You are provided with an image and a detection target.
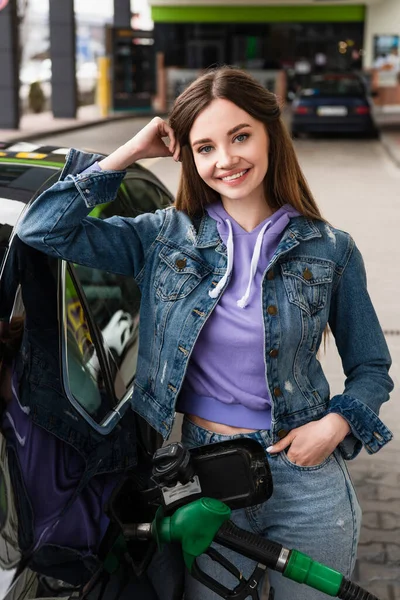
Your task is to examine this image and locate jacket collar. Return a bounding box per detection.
[191,212,222,248]
[192,212,321,249]
[286,216,322,241]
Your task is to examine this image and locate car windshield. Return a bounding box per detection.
[0,163,58,206]
[301,76,365,97]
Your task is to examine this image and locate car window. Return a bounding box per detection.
[68,263,141,400]
[63,172,170,428]
[302,76,365,97]
[65,267,116,423]
[106,174,172,217]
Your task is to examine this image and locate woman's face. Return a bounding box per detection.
[189,98,269,207]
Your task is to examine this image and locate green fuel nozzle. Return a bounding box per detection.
[152,497,231,571]
[151,500,379,599]
[284,549,343,596]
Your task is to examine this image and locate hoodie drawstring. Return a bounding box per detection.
[237,220,271,308]
[208,219,272,309]
[208,219,234,299]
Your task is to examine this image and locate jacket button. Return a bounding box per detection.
[277,429,288,439]
[175,258,187,269]
[267,305,278,316]
[267,270,274,280]
[274,387,282,397]
[269,349,279,358]
[303,268,313,281]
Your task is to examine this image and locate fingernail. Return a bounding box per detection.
[266,446,274,453]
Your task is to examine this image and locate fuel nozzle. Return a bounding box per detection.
[152,442,195,487]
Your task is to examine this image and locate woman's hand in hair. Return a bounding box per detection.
[98,117,181,171]
[266,414,351,467]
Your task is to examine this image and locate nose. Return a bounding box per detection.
[215,148,239,170]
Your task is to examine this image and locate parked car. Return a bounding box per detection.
[0,144,173,598]
[290,72,378,138]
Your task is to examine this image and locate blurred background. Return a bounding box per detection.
[0,0,399,124]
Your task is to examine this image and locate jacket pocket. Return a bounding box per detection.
[281,259,333,316]
[154,246,211,301]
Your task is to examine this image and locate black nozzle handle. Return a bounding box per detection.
[338,578,381,600]
[214,520,285,571]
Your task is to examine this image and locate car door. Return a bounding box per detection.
[0,164,172,596]
[0,163,61,585]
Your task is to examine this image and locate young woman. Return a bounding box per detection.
[16,67,393,600]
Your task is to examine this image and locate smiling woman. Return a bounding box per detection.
[189,102,270,227]
[14,66,393,600]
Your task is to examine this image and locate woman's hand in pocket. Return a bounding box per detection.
[266,414,351,467]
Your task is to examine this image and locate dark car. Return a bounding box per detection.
[0,145,173,598]
[290,72,378,138]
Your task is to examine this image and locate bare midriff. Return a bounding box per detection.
[187,414,258,435]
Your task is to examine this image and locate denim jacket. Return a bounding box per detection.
[16,149,394,461]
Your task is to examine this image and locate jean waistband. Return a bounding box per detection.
[181,415,274,449]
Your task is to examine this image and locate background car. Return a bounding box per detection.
[290,72,378,138]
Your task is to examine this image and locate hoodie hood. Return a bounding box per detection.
[206,201,300,307]
[206,201,300,241]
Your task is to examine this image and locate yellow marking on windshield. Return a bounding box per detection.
[16,152,47,159]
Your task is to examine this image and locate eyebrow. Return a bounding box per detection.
[191,123,252,147]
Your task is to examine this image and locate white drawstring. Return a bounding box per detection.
[237,220,271,309]
[209,219,234,299]
[209,219,272,308]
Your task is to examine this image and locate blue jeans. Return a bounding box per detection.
[181,417,362,600]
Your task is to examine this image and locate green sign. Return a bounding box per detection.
[151,5,365,23]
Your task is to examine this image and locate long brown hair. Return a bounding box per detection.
[169,66,324,221]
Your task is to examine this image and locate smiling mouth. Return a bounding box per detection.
[219,169,250,182]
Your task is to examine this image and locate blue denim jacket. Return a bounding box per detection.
[16,149,394,460]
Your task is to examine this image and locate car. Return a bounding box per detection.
[0,143,173,598]
[0,144,173,417]
[290,72,379,138]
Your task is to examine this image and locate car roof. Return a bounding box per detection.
[0,143,68,168]
[0,142,173,229]
[0,142,147,173]
[0,141,170,185]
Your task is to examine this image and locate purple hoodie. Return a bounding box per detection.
[177,202,300,430]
